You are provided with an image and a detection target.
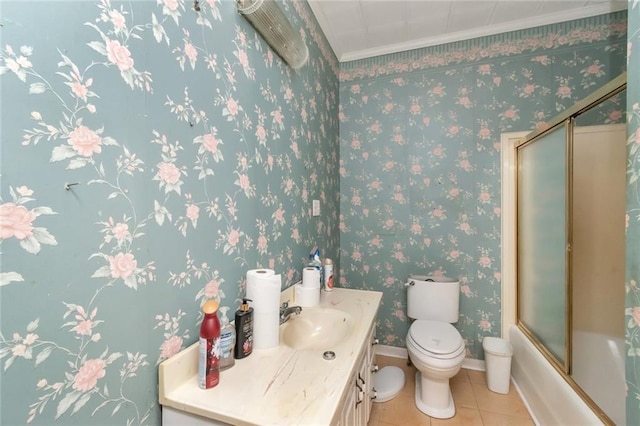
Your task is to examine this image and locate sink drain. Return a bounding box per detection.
[323,351,336,361]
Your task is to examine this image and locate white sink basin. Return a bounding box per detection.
[281,308,352,350]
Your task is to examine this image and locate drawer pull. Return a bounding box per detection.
[355,382,364,406]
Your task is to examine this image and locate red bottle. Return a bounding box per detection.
[199,300,221,389]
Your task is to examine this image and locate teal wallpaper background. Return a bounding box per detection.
[1,0,638,424]
[626,1,640,423]
[0,0,339,424]
[338,13,627,358]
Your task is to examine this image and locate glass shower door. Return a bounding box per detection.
[514,74,626,423]
[517,124,569,369]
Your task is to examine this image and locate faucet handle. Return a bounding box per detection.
[280,301,289,309]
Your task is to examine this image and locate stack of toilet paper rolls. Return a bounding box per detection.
[296,267,320,307]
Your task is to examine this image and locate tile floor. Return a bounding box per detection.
[369,355,534,426]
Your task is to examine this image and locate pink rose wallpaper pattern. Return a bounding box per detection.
[625,1,640,421]
[1,0,639,424]
[338,11,627,357]
[0,0,338,424]
[338,6,640,421]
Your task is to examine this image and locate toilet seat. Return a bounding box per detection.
[408,320,464,360]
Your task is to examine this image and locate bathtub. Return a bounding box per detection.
[572,329,625,425]
[509,325,612,425]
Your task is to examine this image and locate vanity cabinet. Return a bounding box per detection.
[338,324,378,426]
[159,289,382,426]
[340,378,357,426]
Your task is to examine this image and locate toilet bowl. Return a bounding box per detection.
[406,319,465,419]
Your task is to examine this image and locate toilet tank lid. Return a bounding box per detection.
[409,275,457,283]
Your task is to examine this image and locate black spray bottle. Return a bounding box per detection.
[234,298,253,359]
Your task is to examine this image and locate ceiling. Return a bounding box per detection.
[307,0,628,62]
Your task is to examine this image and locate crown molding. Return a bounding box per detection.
[338,2,628,63]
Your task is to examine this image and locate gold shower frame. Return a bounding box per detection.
[514,72,626,425]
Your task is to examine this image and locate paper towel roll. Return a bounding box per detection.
[253,311,280,349]
[246,269,280,313]
[302,267,320,288]
[295,284,320,307]
[246,269,281,350]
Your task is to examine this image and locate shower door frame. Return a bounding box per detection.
[513,72,626,425]
[516,118,573,373]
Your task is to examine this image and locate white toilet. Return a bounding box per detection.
[405,275,465,419]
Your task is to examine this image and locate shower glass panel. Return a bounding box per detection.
[517,125,568,367]
[515,73,626,423]
[571,91,626,425]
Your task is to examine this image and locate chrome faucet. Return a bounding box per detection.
[280,301,302,324]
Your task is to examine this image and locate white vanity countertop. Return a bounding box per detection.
[159,288,382,426]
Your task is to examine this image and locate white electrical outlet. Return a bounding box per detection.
[312,199,320,216]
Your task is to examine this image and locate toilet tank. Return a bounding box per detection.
[407,275,460,323]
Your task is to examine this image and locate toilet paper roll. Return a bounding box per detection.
[252,311,280,349]
[295,284,320,307]
[246,268,275,289]
[246,269,281,314]
[302,267,320,289]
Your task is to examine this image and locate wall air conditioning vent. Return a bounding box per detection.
[237,0,309,69]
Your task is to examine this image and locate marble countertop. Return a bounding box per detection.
[158,288,382,426]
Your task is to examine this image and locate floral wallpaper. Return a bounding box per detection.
[1,0,636,423]
[0,0,339,424]
[338,12,628,359]
[626,1,640,423]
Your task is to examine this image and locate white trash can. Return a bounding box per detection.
[482,337,513,394]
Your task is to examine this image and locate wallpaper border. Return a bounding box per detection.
[340,11,627,82]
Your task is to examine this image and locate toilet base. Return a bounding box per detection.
[414,371,455,419]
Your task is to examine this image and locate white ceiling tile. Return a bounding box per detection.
[360,0,405,25]
[366,23,407,46]
[407,1,451,17]
[491,1,542,24]
[408,18,449,39]
[448,1,496,31]
[318,1,361,15]
[323,5,366,35]
[537,0,587,14]
[407,5,450,26]
[333,30,370,53]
